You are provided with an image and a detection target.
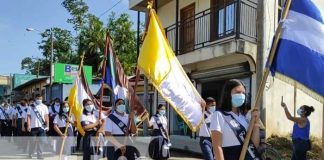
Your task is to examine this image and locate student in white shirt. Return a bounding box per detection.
[105,98,137,160]
[27,94,49,159]
[53,101,75,156]
[199,97,216,160]
[15,99,29,135]
[146,104,170,160]
[0,102,14,137]
[49,98,61,136]
[210,79,260,160]
[81,98,104,160]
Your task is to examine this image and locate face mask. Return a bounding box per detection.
[159,110,166,116]
[55,102,60,106]
[208,106,216,113]
[63,107,69,113]
[297,108,303,116]
[35,100,42,105]
[231,93,245,108]
[116,104,126,113]
[85,105,94,112]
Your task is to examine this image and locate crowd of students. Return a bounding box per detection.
[0,79,315,160]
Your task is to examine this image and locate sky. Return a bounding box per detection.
[1,0,324,76]
[0,0,143,76]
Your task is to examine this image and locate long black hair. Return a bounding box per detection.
[82,99,94,115]
[156,104,165,114]
[219,79,247,112]
[59,101,69,118]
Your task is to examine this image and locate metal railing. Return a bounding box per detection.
[165,0,257,55]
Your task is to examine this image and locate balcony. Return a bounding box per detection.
[165,0,257,55]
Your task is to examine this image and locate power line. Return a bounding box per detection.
[99,0,124,18]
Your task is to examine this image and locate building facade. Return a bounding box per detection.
[129,0,323,153]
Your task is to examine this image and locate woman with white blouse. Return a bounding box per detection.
[210,79,260,160]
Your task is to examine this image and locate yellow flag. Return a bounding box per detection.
[68,76,90,136]
[138,9,204,132]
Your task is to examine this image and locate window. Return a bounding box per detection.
[211,0,235,40]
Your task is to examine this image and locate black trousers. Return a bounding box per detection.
[83,131,97,160]
[0,120,12,136]
[28,127,46,156]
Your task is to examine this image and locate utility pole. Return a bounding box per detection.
[49,28,54,101]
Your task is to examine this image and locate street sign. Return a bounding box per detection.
[54,63,92,84]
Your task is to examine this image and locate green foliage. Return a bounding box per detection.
[107,12,137,75]
[21,0,140,77]
[61,0,89,31]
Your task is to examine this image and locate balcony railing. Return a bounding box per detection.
[165,0,257,55]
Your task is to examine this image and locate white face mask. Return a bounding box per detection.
[85,104,94,112]
[35,100,42,105]
[63,107,69,113]
[116,104,126,113]
[208,106,216,113]
[297,108,303,116]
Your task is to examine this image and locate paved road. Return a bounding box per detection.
[0,137,203,160]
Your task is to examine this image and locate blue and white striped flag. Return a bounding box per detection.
[270,0,324,101]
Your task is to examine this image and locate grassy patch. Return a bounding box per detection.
[267,135,322,160]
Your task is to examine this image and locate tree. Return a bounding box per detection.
[38,28,74,63]
[21,28,74,75]
[78,14,107,75]
[62,0,89,31]
[107,12,138,76]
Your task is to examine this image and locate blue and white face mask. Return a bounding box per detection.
[231,93,246,108]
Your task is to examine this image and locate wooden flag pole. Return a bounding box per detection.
[58,53,85,160]
[99,32,110,120]
[94,32,110,153]
[239,0,292,159]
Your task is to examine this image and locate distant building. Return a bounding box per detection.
[0,75,11,103]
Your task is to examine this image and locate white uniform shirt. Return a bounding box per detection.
[27,104,49,129]
[105,112,129,135]
[53,114,75,128]
[199,111,213,137]
[94,109,107,119]
[150,114,167,130]
[49,105,60,116]
[16,105,28,119]
[210,111,249,147]
[80,113,97,126]
[0,107,14,120]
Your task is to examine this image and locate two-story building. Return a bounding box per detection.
[129,0,323,153]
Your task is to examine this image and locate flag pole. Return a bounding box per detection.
[239,0,292,159]
[58,53,86,160]
[99,32,110,120]
[94,32,110,153]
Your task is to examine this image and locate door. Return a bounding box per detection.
[180,3,195,54]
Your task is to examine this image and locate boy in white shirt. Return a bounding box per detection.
[27,94,49,159]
